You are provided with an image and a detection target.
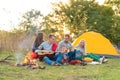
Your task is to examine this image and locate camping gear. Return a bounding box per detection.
[87,61,101,65]
[76,53,100,61]
[69,60,81,65]
[82,57,93,62]
[72,31,119,57]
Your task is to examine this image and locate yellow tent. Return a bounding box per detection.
[72,31,119,56]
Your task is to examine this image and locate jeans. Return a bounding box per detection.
[43,56,54,65]
[55,53,63,64]
[68,50,76,62]
[43,53,63,65]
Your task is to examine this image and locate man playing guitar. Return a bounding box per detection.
[35,34,57,60]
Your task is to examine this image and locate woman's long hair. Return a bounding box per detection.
[34,33,44,48]
[79,40,86,54]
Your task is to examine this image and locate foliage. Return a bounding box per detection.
[105,0,120,45]
[42,0,120,44]
[19,9,43,34]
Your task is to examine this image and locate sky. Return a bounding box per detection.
[0,0,104,31]
[0,0,68,31]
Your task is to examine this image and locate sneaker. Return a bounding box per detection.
[103,59,108,63]
[99,56,105,64]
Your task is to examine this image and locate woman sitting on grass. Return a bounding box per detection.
[69,40,108,64]
[23,32,44,63]
[32,32,44,50]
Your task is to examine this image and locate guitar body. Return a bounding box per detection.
[37,52,55,61]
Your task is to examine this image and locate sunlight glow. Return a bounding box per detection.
[0,0,104,31]
[63,26,70,34]
[0,0,68,31]
[96,0,105,5]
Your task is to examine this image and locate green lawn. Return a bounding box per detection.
[0,51,120,80]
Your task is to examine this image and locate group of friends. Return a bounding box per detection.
[20,33,108,69]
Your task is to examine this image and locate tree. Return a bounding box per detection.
[19,9,43,34]
[42,0,115,41]
[105,0,120,46]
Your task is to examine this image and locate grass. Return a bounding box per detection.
[0,51,120,80]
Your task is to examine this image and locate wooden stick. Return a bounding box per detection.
[0,55,13,62]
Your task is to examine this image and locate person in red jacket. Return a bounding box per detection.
[52,42,58,52]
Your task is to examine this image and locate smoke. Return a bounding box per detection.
[14,53,22,64]
[18,35,34,52]
[15,31,36,64]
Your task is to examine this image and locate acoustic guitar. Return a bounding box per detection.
[37,51,55,61]
[37,51,54,56]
